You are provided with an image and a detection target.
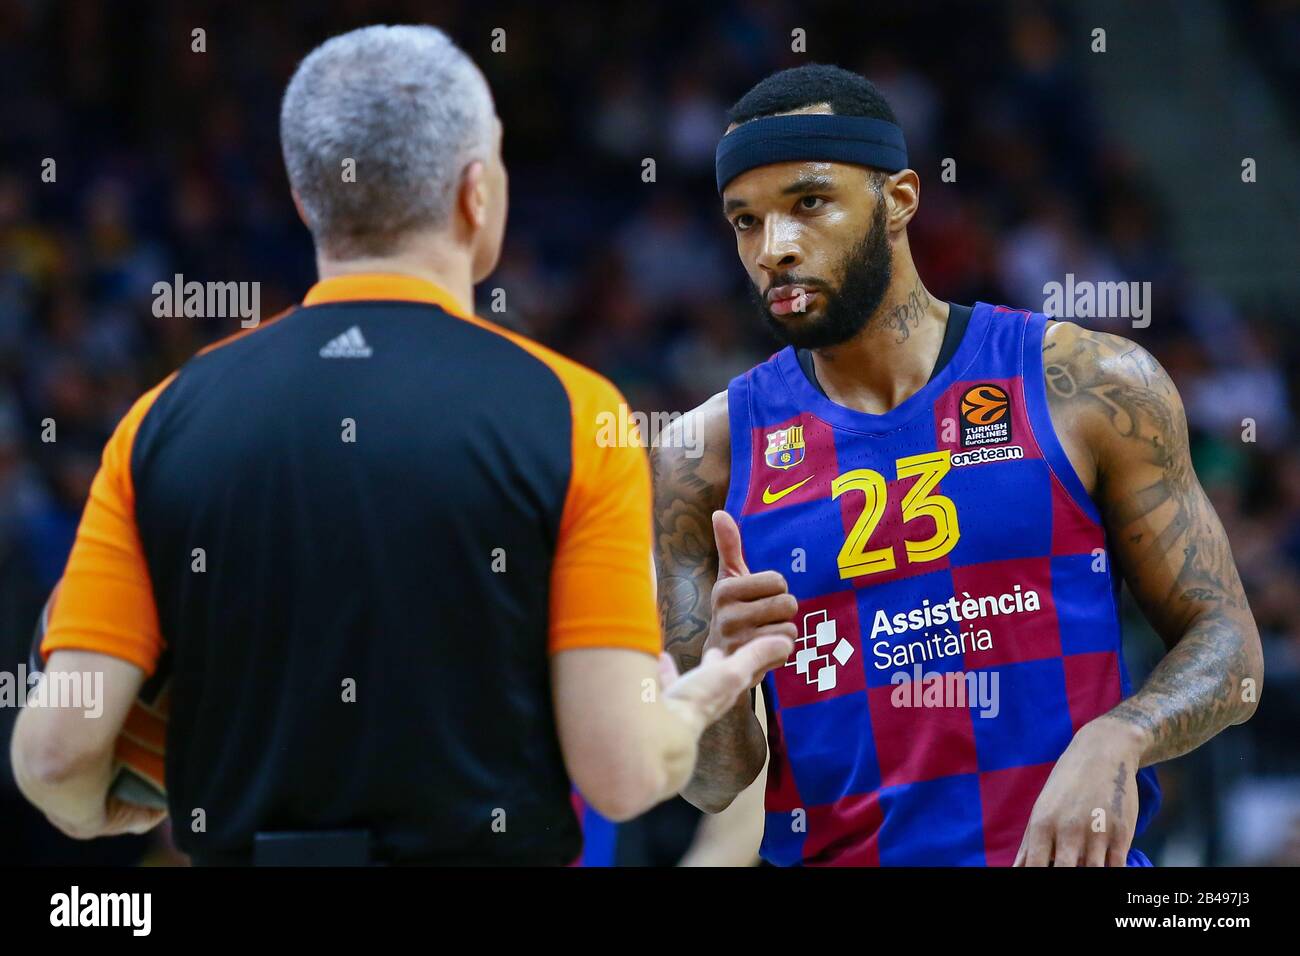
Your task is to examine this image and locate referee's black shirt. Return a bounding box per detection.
[41,273,660,864]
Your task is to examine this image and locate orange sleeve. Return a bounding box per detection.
[546,365,660,656]
[41,376,174,676]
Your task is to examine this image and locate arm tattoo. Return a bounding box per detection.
[1106,616,1253,764]
[651,397,765,809]
[1110,761,1128,818]
[1044,325,1263,765]
[652,442,718,672]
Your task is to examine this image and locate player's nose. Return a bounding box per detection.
[755,219,802,275]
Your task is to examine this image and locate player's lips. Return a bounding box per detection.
[766,285,819,317]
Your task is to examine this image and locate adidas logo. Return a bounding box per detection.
[320,326,372,359]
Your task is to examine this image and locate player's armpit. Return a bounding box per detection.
[1046,325,1263,765]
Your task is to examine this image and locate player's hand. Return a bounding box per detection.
[45,795,168,841]
[706,510,799,657]
[658,639,792,736]
[1014,717,1141,866]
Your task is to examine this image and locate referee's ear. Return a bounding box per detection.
[460,120,509,282]
[458,160,491,233]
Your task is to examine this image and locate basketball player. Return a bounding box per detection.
[653,64,1263,866]
[10,25,790,864]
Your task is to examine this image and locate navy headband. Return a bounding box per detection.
[715,114,908,194]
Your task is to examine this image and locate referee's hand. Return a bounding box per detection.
[658,638,791,735]
[44,795,168,841]
[706,510,799,656]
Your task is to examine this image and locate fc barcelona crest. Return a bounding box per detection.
[764,425,805,470]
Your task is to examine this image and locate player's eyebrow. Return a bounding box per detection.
[723,172,840,214]
[782,174,836,195]
[724,174,838,214]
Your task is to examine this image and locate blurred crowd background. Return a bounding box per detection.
[2,0,1298,865]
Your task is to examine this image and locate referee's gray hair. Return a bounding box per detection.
[280,25,494,258]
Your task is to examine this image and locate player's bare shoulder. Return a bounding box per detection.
[651,390,731,516]
[1041,319,1188,492]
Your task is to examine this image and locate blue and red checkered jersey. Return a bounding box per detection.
[725,302,1160,866]
[569,791,618,867]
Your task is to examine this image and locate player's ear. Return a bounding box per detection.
[884,169,920,232]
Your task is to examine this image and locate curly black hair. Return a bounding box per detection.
[726,63,899,128]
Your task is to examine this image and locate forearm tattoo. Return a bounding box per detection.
[1044,326,1262,765]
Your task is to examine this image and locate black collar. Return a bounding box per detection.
[796,301,974,397]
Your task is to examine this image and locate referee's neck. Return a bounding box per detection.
[315,242,475,314]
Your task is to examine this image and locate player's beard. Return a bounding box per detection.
[749,199,892,350]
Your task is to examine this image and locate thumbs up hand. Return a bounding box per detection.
[712,509,750,579]
[706,511,799,663]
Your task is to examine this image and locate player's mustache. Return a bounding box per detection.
[760,275,831,297]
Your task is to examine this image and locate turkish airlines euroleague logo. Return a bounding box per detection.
[959,384,1012,447]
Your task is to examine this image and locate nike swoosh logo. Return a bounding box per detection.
[762,475,814,504]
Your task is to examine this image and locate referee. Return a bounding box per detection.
[11,25,791,865]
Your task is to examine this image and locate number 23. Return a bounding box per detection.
[831,450,959,579]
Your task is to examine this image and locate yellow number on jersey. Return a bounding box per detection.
[831,451,961,580]
[831,469,894,578]
[895,450,960,564]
